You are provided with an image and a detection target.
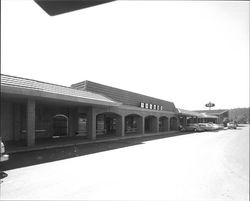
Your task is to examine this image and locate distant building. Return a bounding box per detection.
[177,108,219,126]
[194,109,229,124]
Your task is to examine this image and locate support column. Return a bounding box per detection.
[13,104,21,141]
[183,116,187,126]
[117,115,125,137]
[163,118,168,132]
[152,117,158,133]
[68,108,78,136]
[87,107,96,140]
[155,117,159,133]
[137,116,144,135]
[167,118,170,131]
[27,99,35,146]
[176,116,180,130]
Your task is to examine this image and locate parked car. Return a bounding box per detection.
[217,124,225,130]
[227,122,237,129]
[0,138,9,180]
[198,123,220,131]
[180,123,205,132]
[0,138,9,162]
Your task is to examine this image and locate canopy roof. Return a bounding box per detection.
[178,108,218,119]
[194,109,229,115]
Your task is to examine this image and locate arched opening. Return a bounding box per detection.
[159,116,168,132]
[125,114,143,135]
[145,115,157,133]
[170,117,178,131]
[96,112,121,136]
[53,114,68,137]
[77,113,88,136]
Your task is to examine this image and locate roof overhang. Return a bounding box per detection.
[199,113,218,119]
[1,84,121,107]
[177,108,203,117]
[177,108,218,118]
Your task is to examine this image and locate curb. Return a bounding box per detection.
[6,131,179,154]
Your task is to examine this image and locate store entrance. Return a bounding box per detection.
[96,113,119,136]
[53,114,68,137]
[105,117,116,134]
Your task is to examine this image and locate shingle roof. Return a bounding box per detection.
[194,109,229,115]
[177,108,218,118]
[1,74,121,106]
[177,108,204,117]
[198,113,218,119]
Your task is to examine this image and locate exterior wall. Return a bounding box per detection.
[92,105,177,136]
[71,81,177,113]
[1,98,178,144]
[34,104,87,138]
[1,101,14,141]
[217,111,229,124]
[0,100,89,141]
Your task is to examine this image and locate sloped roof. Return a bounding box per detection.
[198,113,218,119]
[0,74,121,106]
[72,80,178,112]
[177,108,204,117]
[177,108,218,119]
[194,109,229,115]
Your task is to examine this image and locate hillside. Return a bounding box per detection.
[228,108,249,123]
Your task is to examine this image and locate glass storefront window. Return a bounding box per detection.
[78,113,88,134]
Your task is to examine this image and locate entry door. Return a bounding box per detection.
[105,117,116,134]
[53,115,68,136]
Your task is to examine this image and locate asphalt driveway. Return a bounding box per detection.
[1,125,249,201]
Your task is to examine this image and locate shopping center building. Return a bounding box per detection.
[1,74,180,147]
[1,74,224,147]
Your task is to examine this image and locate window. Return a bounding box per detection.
[78,113,88,133]
[140,102,145,108]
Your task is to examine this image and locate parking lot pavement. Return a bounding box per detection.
[1,125,249,201]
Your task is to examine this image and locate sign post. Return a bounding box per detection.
[205,102,215,110]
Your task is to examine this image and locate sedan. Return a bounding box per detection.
[0,138,9,180]
[227,122,237,129]
[198,123,220,131]
[181,124,205,132]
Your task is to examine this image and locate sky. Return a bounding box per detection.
[1,0,249,110]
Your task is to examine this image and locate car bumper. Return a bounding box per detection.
[0,154,9,162]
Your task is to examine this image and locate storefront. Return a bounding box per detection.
[1,74,179,146]
[177,108,218,126]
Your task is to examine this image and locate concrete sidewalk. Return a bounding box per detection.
[5,131,179,154]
